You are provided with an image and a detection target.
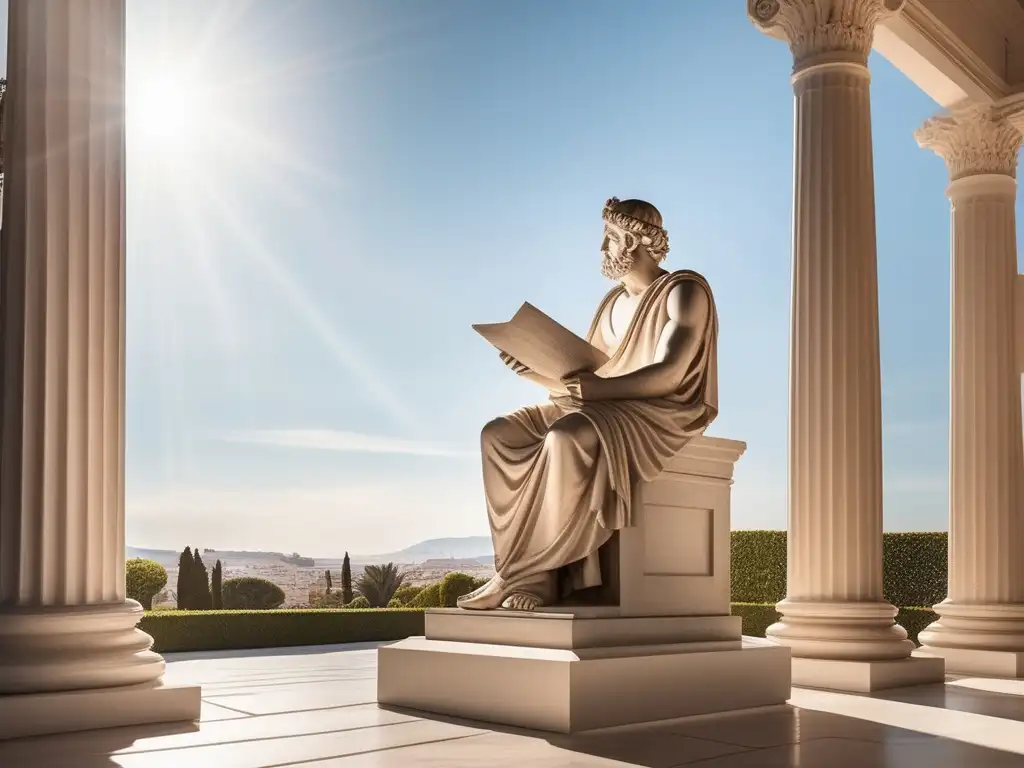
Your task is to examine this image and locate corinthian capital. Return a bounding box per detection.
[916,103,1023,181]
[748,0,906,69]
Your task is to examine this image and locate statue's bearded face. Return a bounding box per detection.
[600,224,637,281]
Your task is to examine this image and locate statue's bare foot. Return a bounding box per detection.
[456,576,505,610]
[501,592,543,611]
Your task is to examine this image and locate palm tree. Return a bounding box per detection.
[354,562,407,607]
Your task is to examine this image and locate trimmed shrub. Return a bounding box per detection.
[731,602,780,638]
[222,577,285,610]
[126,558,168,610]
[389,584,424,606]
[346,596,370,609]
[140,609,425,653]
[311,591,347,608]
[439,572,478,607]
[409,582,442,608]
[731,531,787,604]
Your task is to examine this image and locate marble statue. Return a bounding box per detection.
[458,197,720,612]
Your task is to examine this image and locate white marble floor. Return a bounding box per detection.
[2,641,1024,767]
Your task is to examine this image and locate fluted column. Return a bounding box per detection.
[913,102,1024,677]
[749,0,943,690]
[0,1,199,738]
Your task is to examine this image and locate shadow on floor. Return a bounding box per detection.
[381,679,1024,768]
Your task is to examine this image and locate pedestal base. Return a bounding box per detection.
[0,680,201,740]
[378,631,791,733]
[915,646,1024,677]
[791,656,945,693]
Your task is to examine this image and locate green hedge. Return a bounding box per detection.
[731,531,787,604]
[883,533,947,608]
[141,603,940,654]
[731,603,938,645]
[896,607,938,645]
[730,531,947,609]
[731,602,781,638]
[140,609,425,654]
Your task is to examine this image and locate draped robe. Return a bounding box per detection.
[482,270,719,594]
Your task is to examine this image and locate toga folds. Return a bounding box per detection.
[481,269,719,595]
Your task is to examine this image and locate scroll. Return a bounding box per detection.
[473,302,609,382]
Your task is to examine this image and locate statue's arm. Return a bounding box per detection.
[595,282,709,401]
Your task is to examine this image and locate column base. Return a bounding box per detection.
[790,656,945,693]
[0,601,166,693]
[914,647,1024,677]
[766,600,916,661]
[0,680,201,740]
[916,603,1024,672]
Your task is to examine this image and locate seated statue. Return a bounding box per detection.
[458,197,719,612]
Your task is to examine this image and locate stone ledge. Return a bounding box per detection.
[425,609,741,649]
[377,637,790,733]
[0,680,201,740]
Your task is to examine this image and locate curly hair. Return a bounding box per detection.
[602,197,670,262]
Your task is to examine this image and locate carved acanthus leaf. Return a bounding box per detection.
[748,0,906,68]
[915,103,1023,181]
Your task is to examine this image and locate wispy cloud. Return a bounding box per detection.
[210,428,476,458]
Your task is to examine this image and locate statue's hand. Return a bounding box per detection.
[561,370,603,403]
[499,351,530,375]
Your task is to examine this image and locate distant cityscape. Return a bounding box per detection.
[128,537,496,608]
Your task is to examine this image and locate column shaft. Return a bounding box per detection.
[0,0,163,695]
[788,62,884,605]
[947,179,1024,606]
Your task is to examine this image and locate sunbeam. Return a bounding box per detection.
[198,179,419,431]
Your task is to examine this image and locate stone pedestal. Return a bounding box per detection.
[378,436,792,733]
[0,0,199,739]
[913,103,1024,677]
[747,0,943,692]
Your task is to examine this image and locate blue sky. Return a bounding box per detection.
[29,1,1008,555]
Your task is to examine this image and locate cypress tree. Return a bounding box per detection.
[192,549,212,610]
[324,569,333,595]
[341,552,353,605]
[211,560,223,610]
[176,546,193,609]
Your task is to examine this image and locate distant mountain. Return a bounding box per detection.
[359,536,494,564]
[127,536,495,567]
[125,546,180,567]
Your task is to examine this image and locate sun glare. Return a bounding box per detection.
[128,71,206,149]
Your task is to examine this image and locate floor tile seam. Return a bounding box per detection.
[256,732,492,768]
[197,696,378,716]
[117,718,444,756]
[177,676,374,686]
[199,700,383,717]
